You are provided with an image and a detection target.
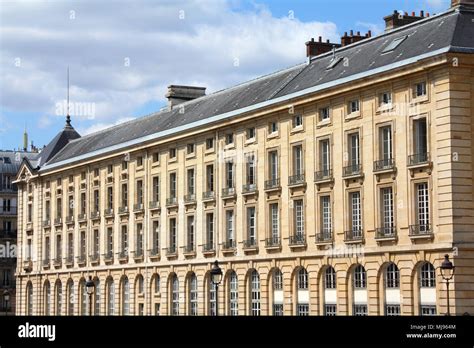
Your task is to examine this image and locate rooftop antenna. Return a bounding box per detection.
[66,66,71,128]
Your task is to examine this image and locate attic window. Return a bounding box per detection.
[382,36,407,53]
[326,57,343,70]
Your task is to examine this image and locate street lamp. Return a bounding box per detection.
[210,260,223,316]
[85,276,95,316]
[440,254,455,316]
[3,290,10,316]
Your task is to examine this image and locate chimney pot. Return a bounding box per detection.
[368,30,372,37]
[420,10,424,17]
[318,36,322,42]
[426,12,430,17]
[350,30,354,35]
[166,85,206,108]
[412,11,415,16]
[326,39,330,43]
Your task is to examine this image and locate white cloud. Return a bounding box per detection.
[424,0,450,10]
[0,0,339,132]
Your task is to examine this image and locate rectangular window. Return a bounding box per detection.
[348,132,360,166]
[416,183,429,228]
[137,156,143,167]
[293,145,303,176]
[44,237,50,261]
[268,150,278,181]
[349,192,362,235]
[269,122,278,134]
[297,304,309,316]
[121,183,128,207]
[206,164,214,192]
[386,304,401,316]
[106,227,113,256]
[206,213,214,248]
[107,187,113,210]
[353,304,368,316]
[187,168,195,195]
[226,210,234,245]
[320,196,332,238]
[293,114,303,128]
[169,148,176,159]
[152,152,159,163]
[121,225,128,253]
[56,234,62,259]
[93,190,100,212]
[246,154,256,186]
[152,220,160,252]
[413,118,428,161]
[56,198,62,219]
[136,180,143,205]
[225,161,234,188]
[381,187,394,229]
[136,223,143,255]
[270,203,279,240]
[186,143,195,155]
[187,216,195,250]
[152,176,160,202]
[319,139,330,172]
[206,138,214,150]
[80,193,86,215]
[122,161,128,171]
[319,107,330,122]
[67,233,73,258]
[169,173,177,198]
[420,305,437,316]
[415,82,427,98]
[169,218,177,253]
[348,99,360,114]
[294,200,304,237]
[45,200,51,220]
[379,92,392,106]
[68,195,74,217]
[246,127,256,140]
[273,304,284,316]
[325,304,337,316]
[380,126,393,162]
[93,229,99,256]
[27,204,32,222]
[225,133,234,145]
[247,207,256,242]
[80,231,86,258]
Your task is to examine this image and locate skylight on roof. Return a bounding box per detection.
[326,56,343,70]
[382,36,407,53]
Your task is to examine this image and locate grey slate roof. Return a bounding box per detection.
[36,123,80,167]
[0,151,39,174]
[44,6,474,169]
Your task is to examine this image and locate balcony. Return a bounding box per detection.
[184,194,196,205]
[222,240,236,254]
[103,251,114,263]
[104,208,114,217]
[118,250,129,262]
[149,200,160,211]
[316,230,333,244]
[54,217,62,226]
[118,206,129,215]
[133,203,144,212]
[90,211,100,220]
[42,220,51,228]
[78,213,87,221]
[65,255,74,266]
[344,229,364,243]
[77,255,87,266]
[90,252,100,265]
[166,245,177,257]
[314,169,333,183]
[409,224,433,239]
[0,229,17,239]
[375,226,397,241]
[149,246,160,259]
[288,174,305,187]
[265,236,281,249]
[242,183,257,195]
[65,215,74,225]
[264,178,280,192]
[343,164,363,178]
[166,197,178,207]
[202,191,215,201]
[53,256,62,267]
[408,153,430,167]
[289,234,306,248]
[133,249,144,261]
[202,242,215,255]
[222,187,236,199]
[0,206,17,215]
[42,258,50,268]
[243,238,258,251]
[373,158,396,172]
[183,244,196,256]
[23,259,32,272]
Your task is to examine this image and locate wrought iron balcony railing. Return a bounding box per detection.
[288,174,305,186]
[343,164,362,177]
[373,158,395,172]
[408,153,430,166]
[375,226,397,239]
[264,178,280,190]
[265,236,281,248]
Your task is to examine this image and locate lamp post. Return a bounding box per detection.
[3,290,10,316]
[440,254,455,316]
[85,276,95,316]
[210,260,223,316]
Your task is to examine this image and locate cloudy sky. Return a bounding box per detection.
[0,0,450,150]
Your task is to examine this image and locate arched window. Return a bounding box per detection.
[152,274,160,316]
[250,270,260,316]
[135,275,144,316]
[55,281,62,316]
[107,278,115,315]
[154,274,160,294]
[94,279,100,316]
[44,281,51,315]
[419,262,436,316]
[26,282,33,315]
[67,280,74,316]
[189,273,198,316]
[209,278,217,316]
[296,268,309,316]
[137,275,144,295]
[121,277,130,315]
[79,279,87,316]
[228,271,238,316]
[171,274,179,316]
[385,264,401,316]
[272,269,283,316]
[353,265,367,316]
[324,267,337,316]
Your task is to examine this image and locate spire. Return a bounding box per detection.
[65,66,72,128]
[23,123,28,151]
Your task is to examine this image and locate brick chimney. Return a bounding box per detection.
[341,30,371,47]
[165,85,206,108]
[306,36,341,58]
[452,0,474,6]
[383,10,427,31]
